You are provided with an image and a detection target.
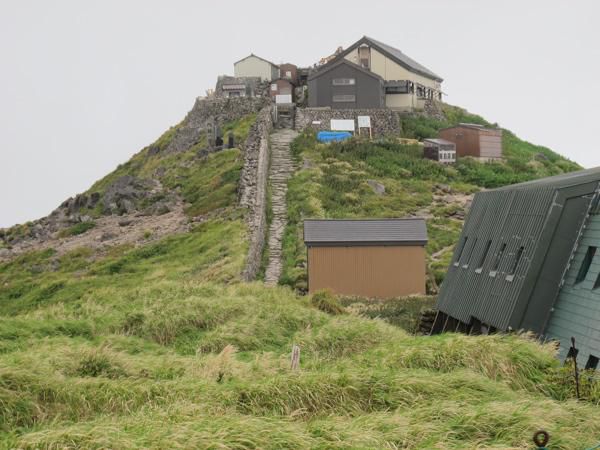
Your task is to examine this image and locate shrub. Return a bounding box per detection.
[310,290,345,315]
[58,221,96,238]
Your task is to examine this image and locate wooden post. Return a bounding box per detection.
[571,336,581,400]
[290,345,300,370]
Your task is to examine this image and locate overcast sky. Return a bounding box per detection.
[1,0,599,228]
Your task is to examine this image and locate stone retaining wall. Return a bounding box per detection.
[294,108,401,136]
[165,97,268,153]
[239,105,274,281]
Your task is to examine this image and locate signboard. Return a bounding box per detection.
[275,94,292,104]
[357,116,371,128]
[330,119,355,132]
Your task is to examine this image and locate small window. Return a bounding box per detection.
[576,246,597,284]
[455,237,468,265]
[332,94,356,102]
[594,272,600,290]
[332,78,356,86]
[585,355,599,371]
[285,70,292,78]
[510,246,525,275]
[491,243,507,273]
[271,84,277,91]
[477,240,493,272]
[463,238,478,268]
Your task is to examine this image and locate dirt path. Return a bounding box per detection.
[264,129,298,285]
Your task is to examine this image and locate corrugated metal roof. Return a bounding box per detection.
[424,138,455,146]
[495,166,600,191]
[436,167,600,334]
[304,218,428,246]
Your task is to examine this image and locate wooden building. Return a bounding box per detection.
[304,218,428,298]
[270,78,295,102]
[234,54,279,81]
[279,63,298,84]
[308,59,385,109]
[433,167,600,370]
[438,123,503,161]
[423,138,456,164]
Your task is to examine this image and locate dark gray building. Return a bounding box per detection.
[434,167,600,369]
[308,59,385,109]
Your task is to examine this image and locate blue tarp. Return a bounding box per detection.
[316,131,352,143]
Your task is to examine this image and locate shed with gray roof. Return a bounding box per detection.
[304,218,428,298]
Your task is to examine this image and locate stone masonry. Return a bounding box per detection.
[294,108,402,136]
[239,105,274,281]
[165,97,268,154]
[264,129,298,285]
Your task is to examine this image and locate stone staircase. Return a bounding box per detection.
[264,128,298,285]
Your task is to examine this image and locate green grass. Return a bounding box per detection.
[57,221,96,238]
[281,103,582,291]
[2,104,599,449]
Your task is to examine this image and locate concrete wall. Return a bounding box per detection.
[308,62,384,109]
[295,108,400,136]
[308,245,427,298]
[234,56,278,81]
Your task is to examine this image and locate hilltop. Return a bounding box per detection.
[1,99,599,449]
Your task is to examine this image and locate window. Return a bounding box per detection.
[358,46,370,69]
[576,246,597,284]
[585,355,599,371]
[476,240,493,272]
[594,272,600,290]
[510,246,525,275]
[463,238,478,268]
[490,243,507,275]
[332,78,356,86]
[271,84,277,91]
[385,85,409,94]
[332,94,356,103]
[454,237,468,265]
[285,70,292,78]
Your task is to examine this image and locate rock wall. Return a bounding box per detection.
[295,108,401,136]
[165,97,268,153]
[239,105,274,281]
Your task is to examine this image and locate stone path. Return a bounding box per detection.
[264,129,298,285]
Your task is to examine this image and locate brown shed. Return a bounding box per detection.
[279,63,298,84]
[438,123,503,161]
[304,218,428,298]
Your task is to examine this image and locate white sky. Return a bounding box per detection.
[1,0,599,228]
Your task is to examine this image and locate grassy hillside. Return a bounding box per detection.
[280,105,581,291]
[2,103,600,448]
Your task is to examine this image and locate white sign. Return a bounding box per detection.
[275,94,292,104]
[330,119,355,132]
[312,120,322,125]
[357,116,371,128]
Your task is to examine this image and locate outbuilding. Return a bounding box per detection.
[304,218,428,298]
[423,138,456,164]
[434,167,600,370]
[438,123,502,161]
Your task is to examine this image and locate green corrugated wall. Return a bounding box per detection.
[546,213,600,366]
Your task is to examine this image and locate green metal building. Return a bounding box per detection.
[434,167,600,369]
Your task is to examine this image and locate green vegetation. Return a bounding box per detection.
[57,221,96,238]
[2,104,599,448]
[402,104,580,188]
[281,105,581,290]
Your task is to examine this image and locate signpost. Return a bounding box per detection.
[357,115,372,138]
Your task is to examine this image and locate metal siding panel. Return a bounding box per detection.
[546,214,600,365]
[308,246,426,298]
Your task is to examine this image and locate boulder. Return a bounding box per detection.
[367,180,386,195]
